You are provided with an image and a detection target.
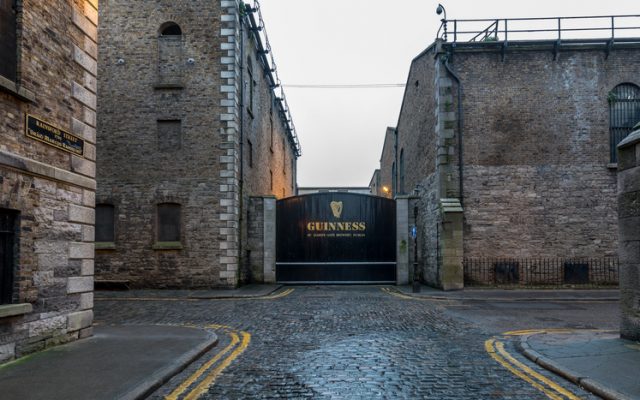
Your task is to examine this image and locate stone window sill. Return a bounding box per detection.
[0,303,33,319]
[607,163,618,170]
[95,242,116,250]
[0,75,36,103]
[152,241,183,250]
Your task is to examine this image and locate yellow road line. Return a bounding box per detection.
[485,339,563,400]
[165,333,240,400]
[182,331,251,400]
[495,340,581,400]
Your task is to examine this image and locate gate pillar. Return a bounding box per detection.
[263,197,277,283]
[396,196,410,285]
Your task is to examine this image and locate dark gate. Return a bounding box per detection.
[0,209,17,304]
[276,193,396,283]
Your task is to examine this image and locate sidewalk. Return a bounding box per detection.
[95,283,283,300]
[395,285,620,302]
[518,330,640,400]
[0,325,217,400]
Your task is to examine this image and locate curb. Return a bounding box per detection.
[517,333,632,400]
[392,288,619,302]
[122,329,219,400]
[187,284,284,299]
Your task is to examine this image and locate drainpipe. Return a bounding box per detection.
[443,53,464,206]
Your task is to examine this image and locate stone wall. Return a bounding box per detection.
[0,0,97,361]
[617,126,640,341]
[96,0,297,288]
[452,47,632,261]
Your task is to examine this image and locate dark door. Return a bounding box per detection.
[0,209,17,304]
[276,193,396,283]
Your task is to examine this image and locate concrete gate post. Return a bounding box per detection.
[439,199,464,290]
[396,196,410,285]
[263,197,277,283]
[617,125,640,341]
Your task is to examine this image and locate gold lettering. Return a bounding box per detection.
[328,222,336,230]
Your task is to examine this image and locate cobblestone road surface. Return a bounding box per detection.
[95,286,601,399]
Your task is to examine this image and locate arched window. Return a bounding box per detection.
[157,203,181,242]
[609,83,640,162]
[399,149,405,195]
[95,204,115,242]
[158,22,183,85]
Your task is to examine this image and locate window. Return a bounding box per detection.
[399,149,405,195]
[609,83,640,162]
[247,139,253,168]
[0,0,17,81]
[157,203,181,242]
[391,162,396,197]
[282,139,286,174]
[0,209,18,305]
[158,22,183,85]
[291,159,295,190]
[157,120,182,152]
[269,170,273,191]
[247,57,254,114]
[269,108,274,152]
[95,204,115,242]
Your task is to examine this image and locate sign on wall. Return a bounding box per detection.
[25,114,84,156]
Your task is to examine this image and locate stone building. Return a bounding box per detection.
[0,0,97,361]
[370,127,396,199]
[617,123,640,341]
[95,0,300,288]
[378,16,640,289]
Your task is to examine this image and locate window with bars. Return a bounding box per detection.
[0,209,17,305]
[609,83,640,163]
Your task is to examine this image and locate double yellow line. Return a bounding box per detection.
[485,334,581,400]
[166,325,251,400]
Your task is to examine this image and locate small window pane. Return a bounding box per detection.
[0,0,18,81]
[95,204,115,242]
[158,204,181,242]
[160,23,182,36]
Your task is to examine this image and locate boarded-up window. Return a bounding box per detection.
[157,203,181,242]
[0,0,17,81]
[95,204,115,242]
[158,22,183,85]
[158,120,182,151]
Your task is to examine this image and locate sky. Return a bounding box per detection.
[254,0,639,187]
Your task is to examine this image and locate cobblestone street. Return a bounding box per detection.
[94,286,608,399]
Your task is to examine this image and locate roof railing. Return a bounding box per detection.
[437,14,640,44]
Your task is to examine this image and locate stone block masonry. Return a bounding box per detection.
[617,125,640,341]
[0,0,97,361]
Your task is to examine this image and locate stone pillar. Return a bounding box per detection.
[617,125,640,341]
[263,197,277,283]
[440,198,464,290]
[396,196,410,285]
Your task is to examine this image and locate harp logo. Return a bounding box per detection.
[330,201,343,219]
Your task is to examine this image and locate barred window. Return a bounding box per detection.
[609,83,640,163]
[0,0,18,81]
[157,203,181,242]
[95,204,115,242]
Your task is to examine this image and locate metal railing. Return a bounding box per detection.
[438,15,640,44]
[463,257,619,288]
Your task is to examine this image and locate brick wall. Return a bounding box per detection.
[0,0,97,361]
[96,0,297,288]
[617,126,640,341]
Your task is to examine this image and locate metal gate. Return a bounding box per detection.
[276,193,396,283]
[0,209,17,304]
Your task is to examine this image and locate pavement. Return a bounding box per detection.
[395,284,620,302]
[518,329,640,400]
[94,283,283,300]
[0,325,217,400]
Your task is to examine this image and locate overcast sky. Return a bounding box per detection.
[255,0,639,187]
